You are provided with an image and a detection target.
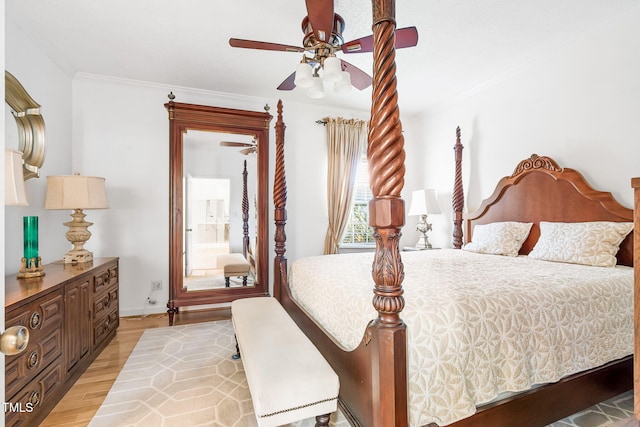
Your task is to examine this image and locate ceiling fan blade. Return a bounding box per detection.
[340,26,419,54]
[277,72,297,91]
[240,147,256,156]
[220,141,254,148]
[229,38,305,53]
[340,60,372,90]
[305,0,335,43]
[395,26,419,49]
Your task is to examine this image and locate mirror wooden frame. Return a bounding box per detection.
[165,100,272,325]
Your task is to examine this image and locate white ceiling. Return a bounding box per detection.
[6,0,639,114]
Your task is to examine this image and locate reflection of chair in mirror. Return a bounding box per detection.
[218,253,250,287]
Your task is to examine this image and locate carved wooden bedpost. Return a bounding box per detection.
[242,160,249,258]
[273,100,287,301]
[452,126,465,248]
[367,1,408,425]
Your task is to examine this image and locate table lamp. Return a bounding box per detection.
[407,189,441,249]
[45,174,109,264]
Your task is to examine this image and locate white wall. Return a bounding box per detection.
[403,6,640,249]
[4,19,73,274]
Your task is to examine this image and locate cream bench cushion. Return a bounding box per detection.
[231,297,339,427]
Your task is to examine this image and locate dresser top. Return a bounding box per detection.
[5,257,118,308]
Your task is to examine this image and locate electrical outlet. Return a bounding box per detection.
[151,280,162,291]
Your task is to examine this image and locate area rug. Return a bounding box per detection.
[89,320,633,427]
[88,320,348,427]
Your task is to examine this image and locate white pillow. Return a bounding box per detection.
[528,221,633,267]
[462,222,533,257]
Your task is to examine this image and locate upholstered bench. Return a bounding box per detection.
[217,253,250,287]
[231,297,339,427]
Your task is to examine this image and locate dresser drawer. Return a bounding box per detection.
[93,309,119,347]
[6,289,63,334]
[5,328,62,399]
[93,286,119,321]
[5,359,64,427]
[93,263,118,295]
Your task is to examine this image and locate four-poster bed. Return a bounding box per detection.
[268,1,635,426]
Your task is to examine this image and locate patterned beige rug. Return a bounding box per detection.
[88,320,347,427]
[89,320,633,427]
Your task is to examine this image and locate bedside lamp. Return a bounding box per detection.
[45,174,109,264]
[408,189,441,249]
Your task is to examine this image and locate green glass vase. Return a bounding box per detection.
[23,216,39,268]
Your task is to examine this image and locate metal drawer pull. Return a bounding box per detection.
[29,390,41,406]
[29,312,41,329]
[27,350,39,369]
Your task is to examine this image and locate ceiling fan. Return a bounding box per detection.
[220,140,256,156]
[229,0,418,95]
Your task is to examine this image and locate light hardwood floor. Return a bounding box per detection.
[40,308,231,427]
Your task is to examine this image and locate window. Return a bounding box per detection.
[341,155,375,246]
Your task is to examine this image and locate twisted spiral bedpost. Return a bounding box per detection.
[273,100,287,300]
[452,126,465,249]
[368,0,406,327]
[367,1,409,425]
[242,160,249,258]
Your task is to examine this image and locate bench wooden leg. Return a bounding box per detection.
[232,335,241,360]
[315,413,330,427]
[225,277,230,287]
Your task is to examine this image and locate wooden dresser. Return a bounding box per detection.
[4,257,119,427]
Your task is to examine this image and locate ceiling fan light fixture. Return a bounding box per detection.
[307,75,325,99]
[334,71,352,93]
[294,62,314,88]
[322,56,342,83]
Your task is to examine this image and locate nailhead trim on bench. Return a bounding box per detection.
[258,396,339,419]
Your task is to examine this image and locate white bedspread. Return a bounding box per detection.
[288,249,633,426]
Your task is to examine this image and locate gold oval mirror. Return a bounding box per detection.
[5,70,46,180]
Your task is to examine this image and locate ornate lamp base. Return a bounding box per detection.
[414,214,433,249]
[63,250,93,265]
[63,208,94,264]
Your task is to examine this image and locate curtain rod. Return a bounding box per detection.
[315,119,327,125]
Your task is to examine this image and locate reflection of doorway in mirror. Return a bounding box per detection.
[186,177,230,278]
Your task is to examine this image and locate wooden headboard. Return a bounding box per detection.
[465,154,634,266]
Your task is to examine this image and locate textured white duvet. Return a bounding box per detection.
[288,249,633,426]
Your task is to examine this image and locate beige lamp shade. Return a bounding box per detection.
[408,189,441,216]
[45,175,109,210]
[4,149,28,206]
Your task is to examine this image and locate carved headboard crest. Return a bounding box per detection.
[510,154,562,177]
